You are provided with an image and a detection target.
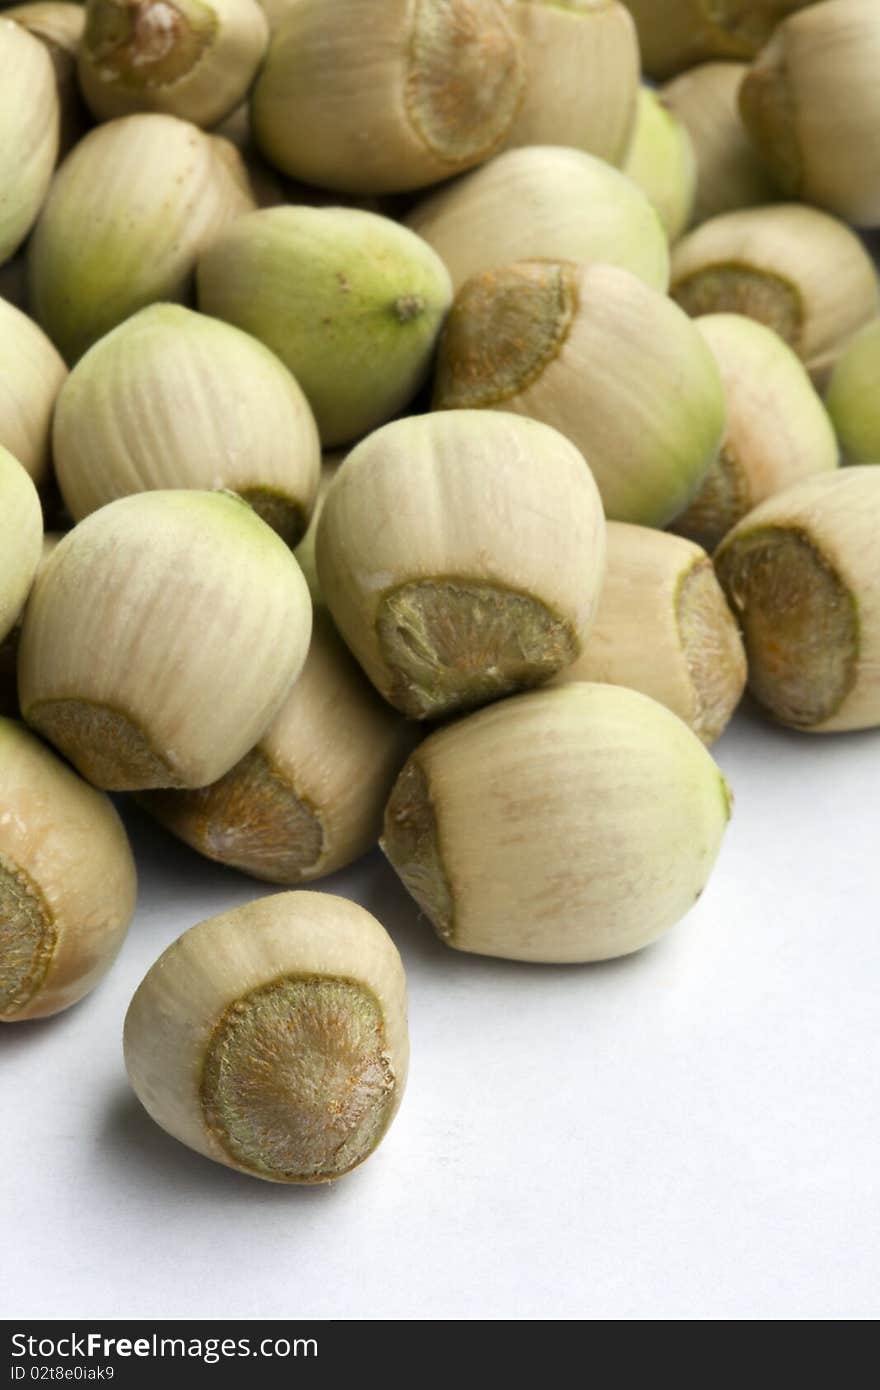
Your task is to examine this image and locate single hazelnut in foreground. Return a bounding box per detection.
[315,411,606,720]
[124,891,408,1183]
[382,683,732,963]
[556,523,746,746]
[18,490,312,790]
[0,717,137,1022]
[715,468,880,733]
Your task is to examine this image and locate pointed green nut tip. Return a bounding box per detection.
[197,205,452,446]
[394,294,425,324]
[147,486,255,532]
[82,0,218,91]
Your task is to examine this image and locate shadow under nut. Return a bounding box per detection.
[123,892,409,1182]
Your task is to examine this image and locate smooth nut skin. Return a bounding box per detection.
[124,892,409,1183]
[53,303,321,545]
[315,410,606,720]
[78,0,269,130]
[28,113,255,363]
[0,447,43,645]
[382,682,733,963]
[502,1,639,166]
[0,718,137,1022]
[0,19,59,266]
[405,145,670,294]
[251,0,525,194]
[18,490,313,791]
[197,205,453,448]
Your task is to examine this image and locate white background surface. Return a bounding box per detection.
[2,701,879,1321]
